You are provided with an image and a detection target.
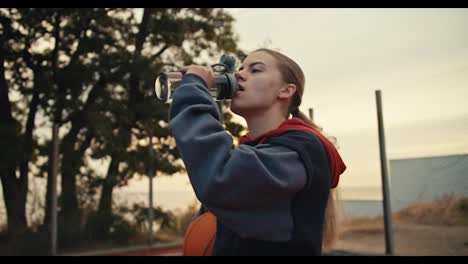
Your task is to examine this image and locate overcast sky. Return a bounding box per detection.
[224,8,468,187]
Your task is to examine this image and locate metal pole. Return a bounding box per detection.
[50,123,59,256]
[147,128,154,245]
[375,90,394,255]
[308,108,314,121]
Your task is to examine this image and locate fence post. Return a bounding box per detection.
[308,108,314,122]
[50,123,59,256]
[375,90,394,255]
[147,127,155,245]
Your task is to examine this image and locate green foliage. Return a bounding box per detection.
[83,202,176,244]
[132,203,176,232]
[0,229,50,256]
[84,209,137,244]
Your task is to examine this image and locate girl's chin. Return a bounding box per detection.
[229,103,245,117]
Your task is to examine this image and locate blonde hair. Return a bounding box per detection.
[254,48,339,249]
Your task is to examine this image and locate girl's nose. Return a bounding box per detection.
[235,71,245,82]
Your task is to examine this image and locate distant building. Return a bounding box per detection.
[339,153,468,218]
[389,153,468,211]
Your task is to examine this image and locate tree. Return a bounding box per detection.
[0,8,246,247]
[0,8,60,236]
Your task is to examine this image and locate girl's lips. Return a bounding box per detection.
[234,87,244,97]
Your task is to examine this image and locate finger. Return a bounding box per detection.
[179,66,191,74]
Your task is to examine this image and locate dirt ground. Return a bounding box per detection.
[47,223,468,256]
[331,223,468,256]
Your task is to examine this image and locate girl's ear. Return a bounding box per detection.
[278,84,297,100]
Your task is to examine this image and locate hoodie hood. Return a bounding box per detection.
[239,118,346,188]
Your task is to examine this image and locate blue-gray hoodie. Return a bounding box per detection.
[169,73,338,255]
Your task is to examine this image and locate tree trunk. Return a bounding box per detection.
[45,77,104,247]
[44,125,57,229]
[44,77,104,228]
[0,170,28,236]
[0,49,28,236]
[58,125,93,245]
[58,129,81,244]
[97,157,119,215]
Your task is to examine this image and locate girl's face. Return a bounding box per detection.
[230,51,288,118]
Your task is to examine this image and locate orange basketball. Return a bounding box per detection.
[183,211,217,256]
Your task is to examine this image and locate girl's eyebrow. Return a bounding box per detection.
[238,61,266,71]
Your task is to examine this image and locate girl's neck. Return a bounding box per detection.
[245,109,288,140]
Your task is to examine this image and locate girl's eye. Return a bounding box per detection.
[251,68,261,73]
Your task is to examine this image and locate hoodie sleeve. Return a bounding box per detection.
[168,73,307,241]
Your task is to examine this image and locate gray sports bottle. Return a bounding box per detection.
[154,54,239,103]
